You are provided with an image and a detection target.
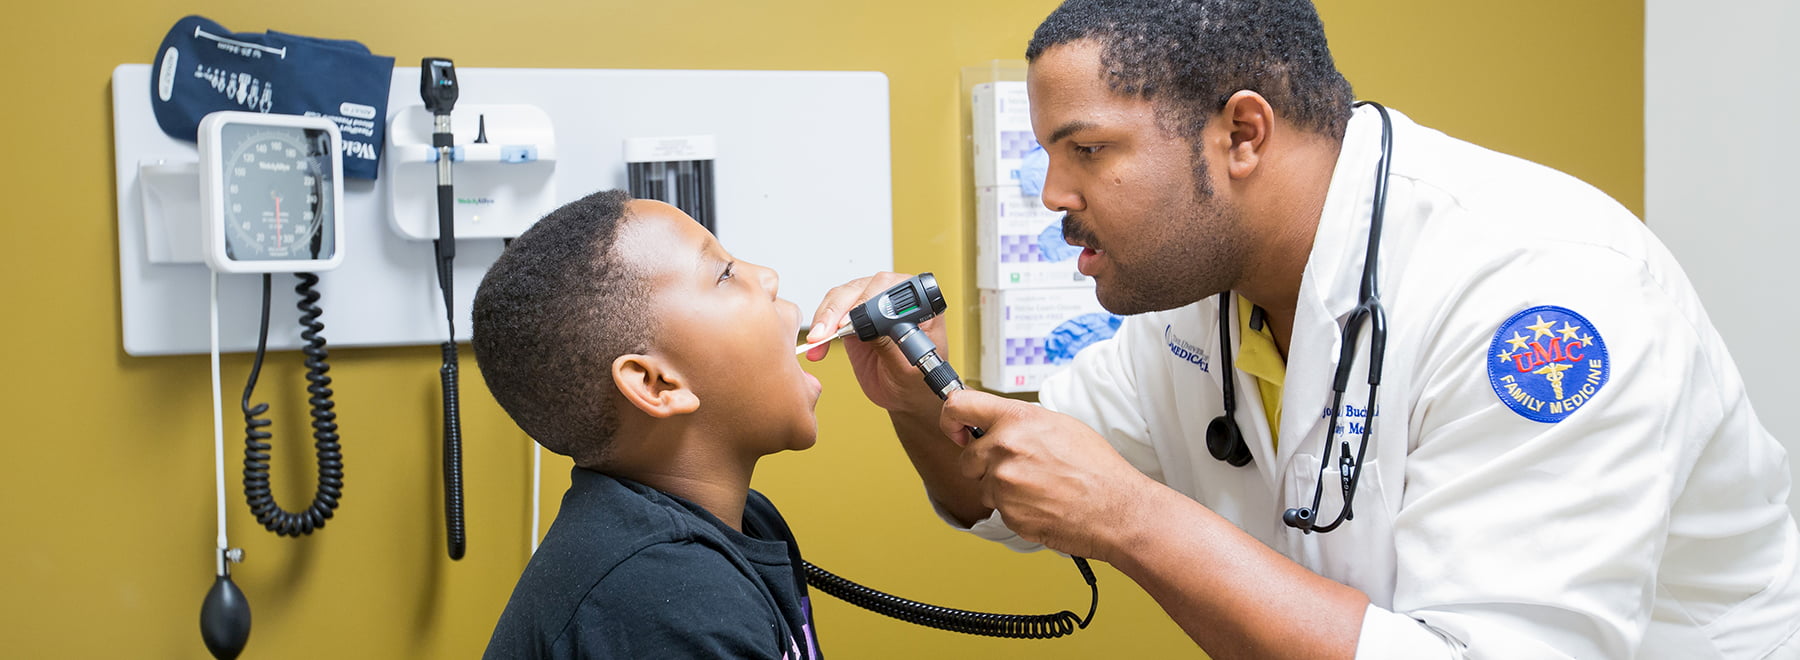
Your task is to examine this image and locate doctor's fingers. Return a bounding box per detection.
[958,431,995,482]
[807,272,909,342]
[806,272,951,363]
[952,406,1046,484]
[967,454,1071,550]
[958,437,1019,518]
[938,389,1024,438]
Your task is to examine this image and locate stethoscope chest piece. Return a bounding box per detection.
[1206,414,1252,467]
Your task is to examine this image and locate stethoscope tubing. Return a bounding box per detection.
[1296,101,1393,533]
[1212,101,1395,534]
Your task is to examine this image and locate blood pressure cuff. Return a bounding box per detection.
[150,15,394,179]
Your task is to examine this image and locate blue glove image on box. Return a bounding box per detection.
[1019,144,1049,197]
[1043,312,1123,365]
[1036,220,1082,263]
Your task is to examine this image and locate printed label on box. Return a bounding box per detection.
[973,81,1038,188]
[980,287,1121,393]
[978,185,1091,289]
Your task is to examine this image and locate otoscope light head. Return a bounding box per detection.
[919,272,946,316]
[844,274,977,414]
[848,273,946,343]
[420,58,459,114]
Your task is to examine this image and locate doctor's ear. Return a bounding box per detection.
[612,354,700,418]
[1221,90,1274,179]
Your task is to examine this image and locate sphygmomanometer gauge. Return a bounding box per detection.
[200,111,344,274]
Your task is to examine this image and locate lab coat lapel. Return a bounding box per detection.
[1219,295,1283,487]
[1276,105,1385,470]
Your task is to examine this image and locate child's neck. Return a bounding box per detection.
[610,425,763,531]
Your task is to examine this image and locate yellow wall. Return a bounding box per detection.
[0,1,1638,658]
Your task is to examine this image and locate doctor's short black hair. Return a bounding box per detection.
[1026,0,1355,141]
[472,189,652,469]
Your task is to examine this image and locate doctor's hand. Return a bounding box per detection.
[940,389,1157,563]
[805,272,948,419]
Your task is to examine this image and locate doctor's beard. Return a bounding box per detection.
[1064,165,1250,315]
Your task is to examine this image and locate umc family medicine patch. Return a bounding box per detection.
[1486,305,1610,423]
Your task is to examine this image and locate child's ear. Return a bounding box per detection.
[612,354,700,418]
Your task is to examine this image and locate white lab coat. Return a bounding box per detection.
[954,106,1800,658]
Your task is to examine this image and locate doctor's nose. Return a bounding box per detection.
[1040,157,1085,213]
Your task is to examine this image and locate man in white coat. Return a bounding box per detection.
[806,0,1800,657]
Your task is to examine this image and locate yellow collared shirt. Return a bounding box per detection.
[1235,296,1285,448]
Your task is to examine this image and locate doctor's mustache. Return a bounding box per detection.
[1062,214,1102,252]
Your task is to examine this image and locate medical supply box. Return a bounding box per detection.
[972,81,1035,188]
[978,287,1122,393]
[972,80,1090,290]
[977,185,1093,290]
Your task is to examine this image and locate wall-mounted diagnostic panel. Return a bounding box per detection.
[113,65,894,356]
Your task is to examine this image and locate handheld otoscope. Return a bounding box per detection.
[842,273,980,438]
[421,57,467,560]
[799,273,1099,639]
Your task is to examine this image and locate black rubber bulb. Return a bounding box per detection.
[200,574,251,659]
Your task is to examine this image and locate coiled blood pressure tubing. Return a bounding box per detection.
[803,274,1100,639]
[196,110,350,659]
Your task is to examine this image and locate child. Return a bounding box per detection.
[474,189,824,659]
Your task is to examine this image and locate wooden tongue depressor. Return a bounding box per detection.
[795,322,856,355]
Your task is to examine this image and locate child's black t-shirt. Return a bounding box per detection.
[484,468,820,658]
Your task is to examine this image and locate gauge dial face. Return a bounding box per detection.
[218,123,336,261]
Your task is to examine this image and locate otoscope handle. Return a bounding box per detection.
[435,184,455,257]
[921,355,963,400]
[915,348,985,438]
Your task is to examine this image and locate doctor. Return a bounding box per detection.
[808,0,1800,658]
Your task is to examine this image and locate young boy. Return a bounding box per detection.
[473,189,824,659]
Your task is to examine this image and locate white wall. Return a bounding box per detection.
[1646,0,1800,511]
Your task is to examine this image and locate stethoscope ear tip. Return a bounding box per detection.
[1282,507,1313,531]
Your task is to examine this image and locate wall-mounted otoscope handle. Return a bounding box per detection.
[421,56,466,561]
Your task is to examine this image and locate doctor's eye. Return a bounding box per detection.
[1073,144,1105,157]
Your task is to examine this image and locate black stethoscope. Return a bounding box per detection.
[1205,101,1393,535]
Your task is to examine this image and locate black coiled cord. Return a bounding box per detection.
[241,273,344,537]
[441,340,465,560]
[435,237,466,561]
[802,556,1097,639]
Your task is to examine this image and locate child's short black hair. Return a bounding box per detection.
[472,189,654,468]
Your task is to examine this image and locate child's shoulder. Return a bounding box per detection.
[554,469,728,557]
[485,475,799,658]
[503,470,743,605]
